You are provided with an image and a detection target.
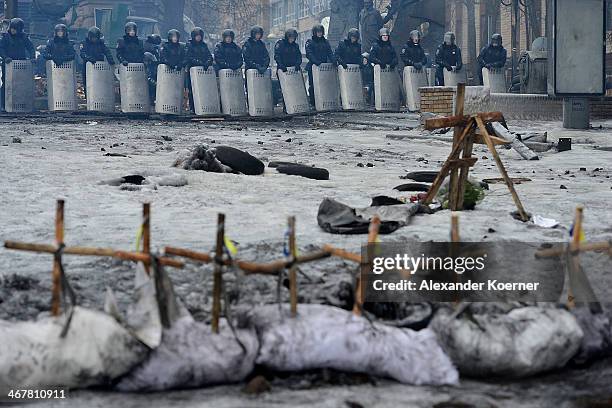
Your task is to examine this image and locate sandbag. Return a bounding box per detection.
[571,306,612,365]
[0,307,148,393]
[115,315,258,391]
[431,306,583,378]
[248,304,458,385]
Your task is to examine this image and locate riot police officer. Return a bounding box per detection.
[274,28,302,73]
[213,29,243,72]
[434,32,462,85]
[184,27,213,112]
[400,30,427,70]
[361,52,374,104]
[80,27,115,98]
[305,24,334,105]
[368,28,398,69]
[477,33,507,84]
[144,34,162,60]
[0,18,35,106]
[143,51,158,104]
[335,28,362,68]
[159,29,185,71]
[116,22,145,65]
[242,25,270,75]
[42,24,75,66]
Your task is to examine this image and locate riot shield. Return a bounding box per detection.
[277,67,310,115]
[443,67,468,87]
[218,68,247,116]
[190,66,221,116]
[4,60,34,113]
[403,66,428,112]
[338,64,366,110]
[155,64,184,115]
[374,65,400,111]
[119,63,150,113]
[312,62,340,112]
[482,67,507,93]
[86,61,115,112]
[46,60,77,111]
[246,69,274,117]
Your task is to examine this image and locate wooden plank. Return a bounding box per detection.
[142,203,151,274]
[423,120,474,204]
[473,132,510,146]
[491,122,539,160]
[5,241,184,267]
[535,241,612,258]
[353,216,381,316]
[424,111,504,130]
[51,199,65,317]
[475,116,529,222]
[448,84,466,211]
[288,216,298,317]
[211,213,225,334]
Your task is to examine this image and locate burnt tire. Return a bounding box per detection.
[276,164,329,180]
[215,146,265,175]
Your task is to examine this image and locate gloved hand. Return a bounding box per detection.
[379,63,387,69]
[445,64,452,71]
[202,64,210,71]
[279,65,287,72]
[5,57,12,64]
[414,62,422,70]
[53,58,63,66]
[314,62,321,67]
[174,65,182,71]
[485,63,492,69]
[341,63,348,69]
[294,65,301,71]
[257,66,267,75]
[122,61,129,66]
[451,66,458,72]
[390,64,397,70]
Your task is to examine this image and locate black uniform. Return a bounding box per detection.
[213,30,243,72]
[400,41,427,69]
[305,24,334,104]
[116,23,145,65]
[477,34,506,84]
[159,30,185,71]
[242,26,270,74]
[434,34,462,85]
[143,52,158,104]
[42,25,75,66]
[144,34,162,60]
[369,32,398,69]
[361,52,374,104]
[80,27,114,98]
[184,28,213,112]
[273,29,302,72]
[0,18,35,106]
[334,29,362,68]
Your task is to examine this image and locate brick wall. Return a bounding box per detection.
[420,85,612,120]
[419,86,456,115]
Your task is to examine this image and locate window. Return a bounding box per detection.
[313,0,329,14]
[299,0,310,19]
[286,0,296,22]
[271,1,283,27]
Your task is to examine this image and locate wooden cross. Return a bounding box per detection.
[423,103,529,221]
[4,200,183,317]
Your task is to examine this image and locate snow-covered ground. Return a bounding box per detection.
[1,111,611,405]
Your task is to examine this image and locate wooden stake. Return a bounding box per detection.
[451,213,460,242]
[51,199,65,316]
[567,206,584,308]
[448,83,466,210]
[475,115,529,222]
[288,216,297,317]
[535,241,612,258]
[211,213,225,334]
[353,216,381,316]
[142,203,151,274]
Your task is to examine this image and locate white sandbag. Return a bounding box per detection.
[431,306,583,378]
[248,304,458,385]
[0,307,148,393]
[115,315,258,391]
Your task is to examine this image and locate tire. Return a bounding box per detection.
[403,171,439,183]
[276,164,329,180]
[393,183,430,192]
[214,146,265,175]
[268,161,299,168]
